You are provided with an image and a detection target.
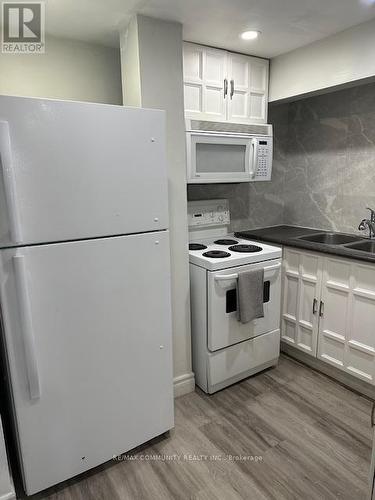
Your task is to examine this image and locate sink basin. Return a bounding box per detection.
[298,233,361,245]
[345,240,375,254]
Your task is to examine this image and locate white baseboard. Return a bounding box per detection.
[173,372,195,398]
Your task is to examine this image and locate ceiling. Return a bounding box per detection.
[44,0,375,58]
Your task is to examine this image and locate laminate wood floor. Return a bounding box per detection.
[29,355,373,500]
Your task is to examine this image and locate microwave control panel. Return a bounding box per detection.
[252,137,273,182]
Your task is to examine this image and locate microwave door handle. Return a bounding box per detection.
[250,138,258,181]
[214,262,281,281]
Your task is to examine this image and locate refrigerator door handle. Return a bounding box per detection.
[0,121,22,244]
[13,255,41,400]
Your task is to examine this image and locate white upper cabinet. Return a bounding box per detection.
[183,43,227,122]
[183,42,269,124]
[227,53,268,123]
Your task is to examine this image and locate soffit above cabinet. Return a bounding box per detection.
[269,17,375,102]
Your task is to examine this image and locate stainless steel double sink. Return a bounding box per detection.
[297,232,375,254]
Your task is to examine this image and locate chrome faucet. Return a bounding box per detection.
[358,207,375,238]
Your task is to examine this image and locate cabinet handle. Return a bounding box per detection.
[230,79,234,99]
[312,298,318,315]
[224,78,228,98]
[371,402,375,427]
[319,300,324,317]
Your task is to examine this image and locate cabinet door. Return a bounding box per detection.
[318,256,375,383]
[227,54,269,124]
[317,257,351,371]
[348,260,375,383]
[183,43,227,122]
[281,248,322,356]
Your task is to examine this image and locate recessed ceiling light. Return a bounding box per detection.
[240,30,260,41]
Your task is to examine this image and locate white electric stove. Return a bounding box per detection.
[188,199,282,394]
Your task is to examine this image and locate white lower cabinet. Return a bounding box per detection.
[282,247,375,384]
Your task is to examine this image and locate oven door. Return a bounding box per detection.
[187,132,252,183]
[207,259,281,352]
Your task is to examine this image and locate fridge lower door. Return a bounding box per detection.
[0,231,174,495]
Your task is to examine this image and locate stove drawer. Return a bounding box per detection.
[207,329,280,392]
[207,259,281,351]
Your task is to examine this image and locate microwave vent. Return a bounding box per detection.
[189,120,271,136]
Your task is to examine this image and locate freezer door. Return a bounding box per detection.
[0,96,168,247]
[0,232,174,495]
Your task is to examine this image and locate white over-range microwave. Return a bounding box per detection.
[186,119,273,184]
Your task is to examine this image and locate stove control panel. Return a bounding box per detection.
[188,199,230,227]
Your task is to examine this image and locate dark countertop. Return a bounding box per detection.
[235,225,375,264]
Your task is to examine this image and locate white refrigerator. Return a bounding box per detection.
[0,96,174,495]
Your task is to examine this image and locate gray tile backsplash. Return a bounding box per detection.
[187,82,375,235]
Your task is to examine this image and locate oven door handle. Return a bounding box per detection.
[214,273,238,281]
[214,262,281,281]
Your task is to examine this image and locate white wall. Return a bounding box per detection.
[120,18,141,107]
[269,17,375,102]
[120,15,194,397]
[0,35,122,104]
